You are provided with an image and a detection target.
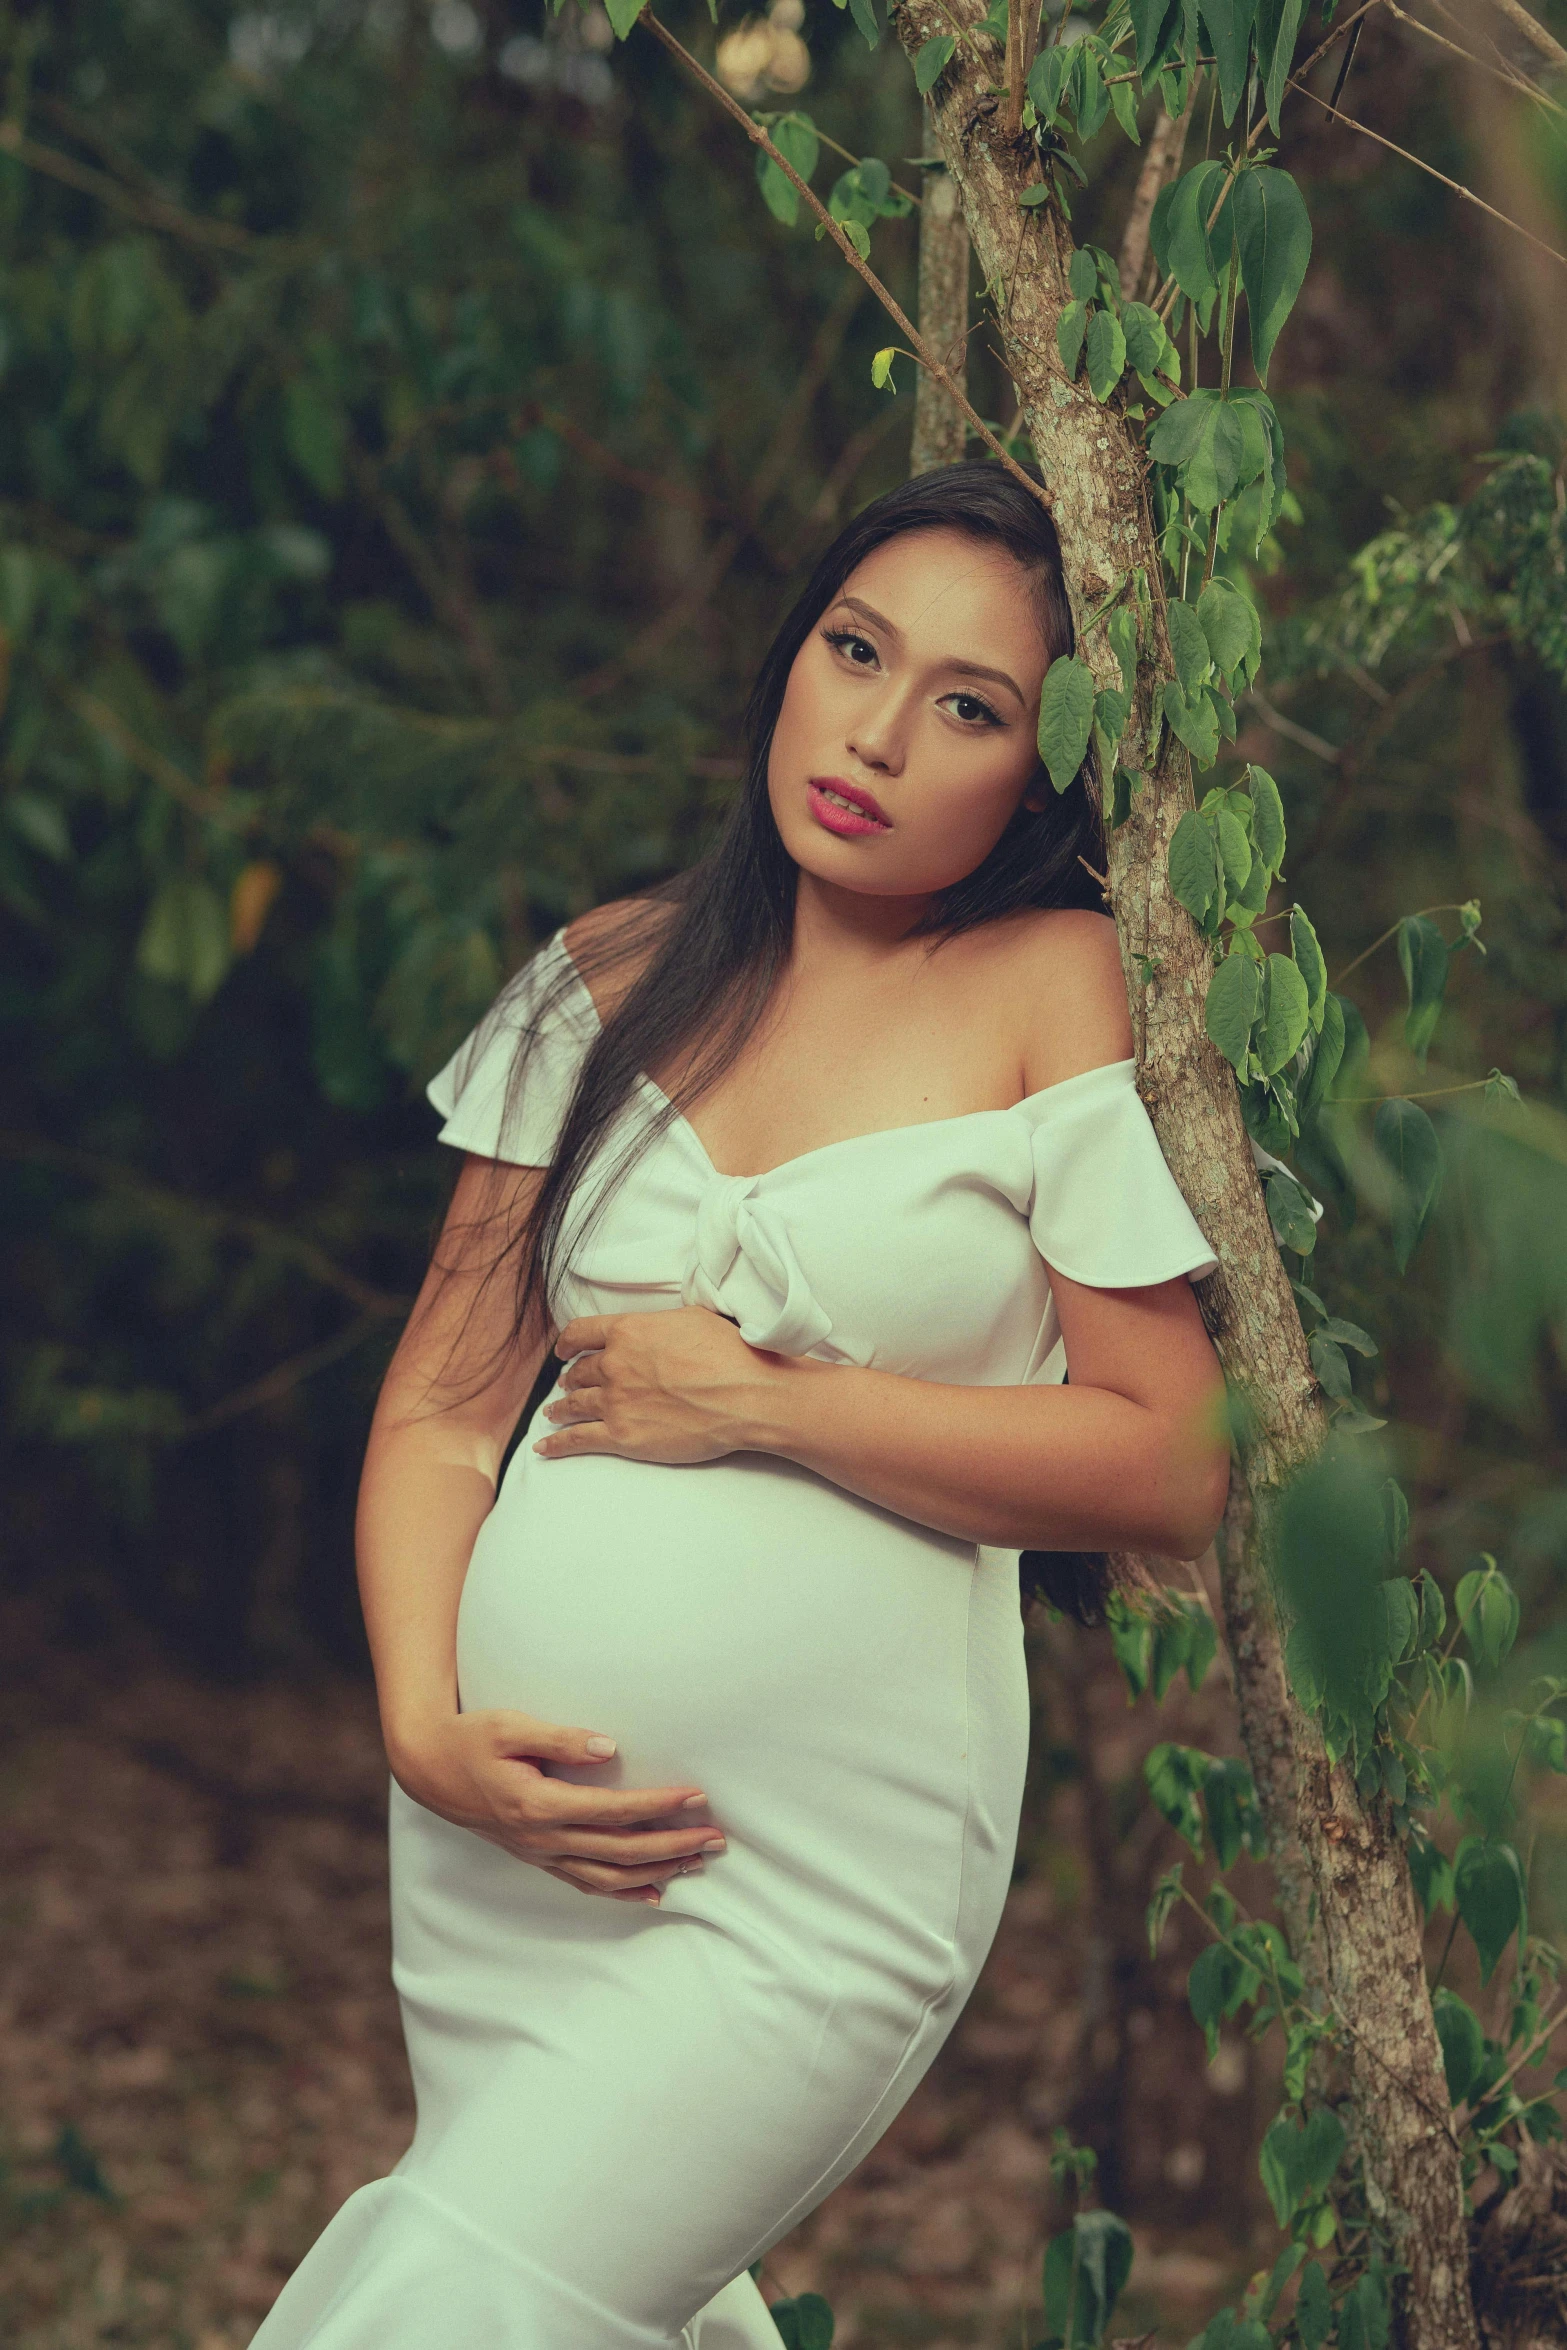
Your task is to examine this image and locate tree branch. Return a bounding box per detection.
[639,10,1053,516]
[1387,0,1566,116]
[1299,85,1567,271]
[349,449,514,715]
[572,270,865,698]
[0,1133,413,1319]
[182,1313,388,1438]
[72,692,240,824]
[0,120,260,253]
[1479,0,1567,66]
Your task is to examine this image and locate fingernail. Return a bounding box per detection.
[679,1858,705,1875]
[681,1793,708,1810]
[644,1889,662,1904]
[701,1836,726,1852]
[585,1735,616,1758]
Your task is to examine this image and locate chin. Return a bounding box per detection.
[772,806,986,903]
[796,845,986,902]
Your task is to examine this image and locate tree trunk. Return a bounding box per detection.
[1116,94,1195,302]
[892,13,1480,2342]
[910,102,971,473]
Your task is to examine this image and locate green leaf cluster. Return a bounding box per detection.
[769,2291,834,2348]
[1026,34,1132,161]
[1145,1742,1266,1869]
[1035,2208,1133,2348]
[1148,387,1285,536]
[823,155,909,259]
[1054,245,1180,414]
[1105,1587,1219,1701]
[755,114,821,228]
[1148,163,1310,381]
[1129,0,1303,142]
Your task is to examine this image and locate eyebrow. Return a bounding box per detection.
[833,594,1028,707]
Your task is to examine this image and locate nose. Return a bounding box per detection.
[845,683,910,776]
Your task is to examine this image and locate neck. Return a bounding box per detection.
[789,869,935,969]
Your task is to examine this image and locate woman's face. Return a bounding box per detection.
[767,526,1054,905]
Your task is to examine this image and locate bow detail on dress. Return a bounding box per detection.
[682,1175,848,1360]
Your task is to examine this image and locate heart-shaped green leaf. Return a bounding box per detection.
[1373,1097,1442,1270]
[1233,165,1312,383]
[913,32,955,91]
[1037,654,1096,793]
[1454,1837,1525,1984]
[1085,307,1127,400]
[1205,949,1260,1066]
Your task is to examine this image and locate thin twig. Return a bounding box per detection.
[573,270,865,697]
[1244,688,1343,764]
[1336,1078,1502,1102]
[72,693,238,823]
[349,449,513,715]
[800,122,921,207]
[0,120,261,252]
[510,403,732,519]
[1298,85,1567,271]
[782,399,909,556]
[0,1132,413,1319]
[1460,1996,1567,2115]
[640,11,1053,516]
[1427,0,1515,73]
[1389,1,1566,116]
[1282,0,1395,108]
[184,1313,388,1437]
[1296,634,1507,864]
[1479,0,1567,67]
[1147,0,1396,319]
[1119,89,1197,300]
[1329,903,1474,988]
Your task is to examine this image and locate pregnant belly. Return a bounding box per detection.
[459,1436,975,1760]
[454,1433,992,1978]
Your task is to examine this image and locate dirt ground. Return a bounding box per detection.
[0,1601,1285,2349]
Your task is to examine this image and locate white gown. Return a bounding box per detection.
[251,931,1216,2350]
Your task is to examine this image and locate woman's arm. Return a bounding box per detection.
[538,910,1227,1555]
[360,1154,727,1900]
[540,1273,1228,1559]
[754,1271,1228,1556]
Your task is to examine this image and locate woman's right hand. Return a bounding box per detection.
[388,1710,726,1903]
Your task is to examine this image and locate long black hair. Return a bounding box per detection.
[453,458,1112,1617]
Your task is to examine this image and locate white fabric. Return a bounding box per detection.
[254,931,1216,2349]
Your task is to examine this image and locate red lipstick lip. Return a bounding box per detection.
[807,777,892,832]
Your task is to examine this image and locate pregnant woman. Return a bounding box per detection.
[252,460,1228,2349]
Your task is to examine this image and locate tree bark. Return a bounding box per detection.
[911,102,971,473]
[888,9,1481,2340]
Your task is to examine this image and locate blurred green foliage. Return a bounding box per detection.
[0,0,912,1664]
[1,0,1566,1772]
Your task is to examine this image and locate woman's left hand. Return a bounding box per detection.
[535,1307,785,1464]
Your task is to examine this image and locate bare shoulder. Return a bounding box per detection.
[562,894,676,1021]
[981,908,1134,1093]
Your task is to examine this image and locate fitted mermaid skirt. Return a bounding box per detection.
[251,1416,1030,2348]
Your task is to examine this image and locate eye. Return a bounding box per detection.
[941,689,1003,728]
[822,626,879,669]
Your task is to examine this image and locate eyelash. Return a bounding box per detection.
[819,627,1004,729]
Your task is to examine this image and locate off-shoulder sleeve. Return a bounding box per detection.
[1017,1058,1218,1287]
[425,930,598,1166]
